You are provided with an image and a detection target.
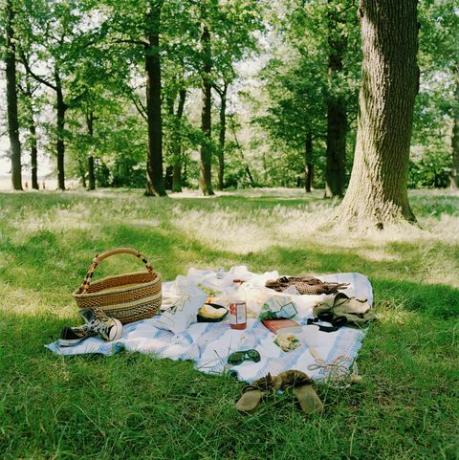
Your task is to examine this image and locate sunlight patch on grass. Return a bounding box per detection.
[0,285,74,317]
[170,205,276,253]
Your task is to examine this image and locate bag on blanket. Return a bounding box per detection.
[73,248,162,324]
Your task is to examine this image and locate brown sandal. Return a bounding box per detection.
[235,370,323,415]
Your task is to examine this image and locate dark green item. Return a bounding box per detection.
[228,349,261,365]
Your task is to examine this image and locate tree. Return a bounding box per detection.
[453,81,459,188]
[144,0,166,196]
[3,0,22,190]
[256,56,326,192]
[214,82,228,190]
[199,4,214,196]
[338,0,419,226]
[324,0,350,198]
[18,0,86,191]
[19,67,40,189]
[415,0,458,189]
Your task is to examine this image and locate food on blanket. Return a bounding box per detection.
[197,284,221,298]
[197,303,228,322]
[259,295,298,321]
[274,333,300,352]
[262,319,300,333]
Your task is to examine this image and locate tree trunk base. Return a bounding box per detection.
[335,195,416,230]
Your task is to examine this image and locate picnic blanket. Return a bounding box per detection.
[46,266,373,383]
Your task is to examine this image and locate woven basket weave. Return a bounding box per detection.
[73,248,162,324]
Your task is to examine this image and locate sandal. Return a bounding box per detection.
[235,385,264,413]
[235,370,323,415]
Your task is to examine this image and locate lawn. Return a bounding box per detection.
[0,188,458,460]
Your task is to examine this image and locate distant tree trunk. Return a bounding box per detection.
[337,0,419,226]
[5,0,22,191]
[24,76,39,190]
[217,82,228,191]
[86,110,96,191]
[450,81,459,189]
[325,0,347,198]
[79,160,87,188]
[231,120,255,187]
[55,71,67,191]
[171,89,186,193]
[145,0,166,196]
[199,22,214,196]
[304,131,313,193]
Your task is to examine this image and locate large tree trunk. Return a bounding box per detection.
[337,0,419,226]
[172,89,186,193]
[86,110,96,191]
[324,0,347,198]
[304,131,313,193]
[5,0,22,191]
[199,23,214,196]
[145,0,166,196]
[217,83,228,191]
[450,81,459,189]
[55,72,67,191]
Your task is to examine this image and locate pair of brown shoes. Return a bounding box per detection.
[235,370,324,414]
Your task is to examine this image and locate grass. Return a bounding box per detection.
[0,187,458,460]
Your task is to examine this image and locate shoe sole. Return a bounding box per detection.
[107,318,123,342]
[58,337,85,347]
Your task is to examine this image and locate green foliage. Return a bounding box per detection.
[253,0,360,188]
[3,0,457,190]
[412,0,458,181]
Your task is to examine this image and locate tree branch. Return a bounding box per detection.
[111,38,149,47]
[19,48,57,91]
[126,87,148,121]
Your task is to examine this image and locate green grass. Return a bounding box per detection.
[0,188,458,460]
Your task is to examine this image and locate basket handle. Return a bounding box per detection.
[79,247,154,293]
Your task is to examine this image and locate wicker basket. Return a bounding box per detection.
[73,248,162,324]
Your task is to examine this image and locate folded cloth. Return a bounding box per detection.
[313,292,374,326]
[151,275,207,334]
[266,276,349,295]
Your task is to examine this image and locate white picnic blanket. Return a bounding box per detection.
[46,266,373,383]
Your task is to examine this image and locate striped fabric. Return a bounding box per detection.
[47,267,373,383]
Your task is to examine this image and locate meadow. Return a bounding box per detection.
[0,188,458,459]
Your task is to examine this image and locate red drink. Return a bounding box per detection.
[229,301,247,330]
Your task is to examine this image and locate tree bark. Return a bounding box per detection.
[337,0,419,226]
[231,120,255,187]
[199,22,214,196]
[5,0,22,190]
[24,76,39,190]
[29,113,39,190]
[172,89,186,193]
[305,131,313,193]
[86,110,96,191]
[324,0,347,198]
[145,0,166,196]
[55,71,67,191]
[450,81,459,189]
[217,83,228,191]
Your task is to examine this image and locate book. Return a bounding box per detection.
[262,319,300,333]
